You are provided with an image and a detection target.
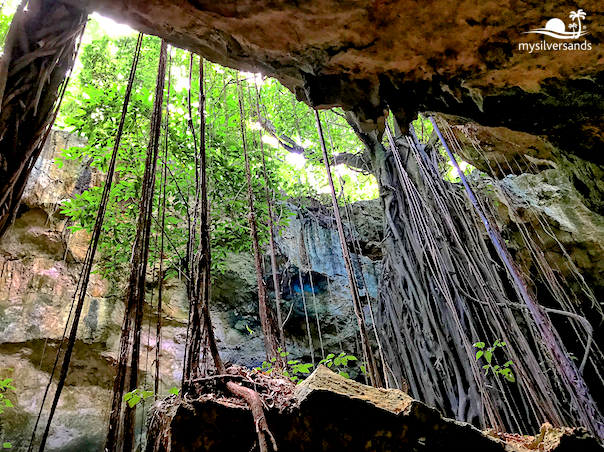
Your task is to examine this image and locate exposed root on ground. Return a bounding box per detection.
[226,381,278,452]
[147,365,296,452]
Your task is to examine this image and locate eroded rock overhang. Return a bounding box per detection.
[67,0,604,164]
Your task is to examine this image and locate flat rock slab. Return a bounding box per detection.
[146,365,601,452]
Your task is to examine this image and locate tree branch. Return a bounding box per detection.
[256,113,371,172]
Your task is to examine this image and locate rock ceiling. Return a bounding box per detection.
[69,0,604,164]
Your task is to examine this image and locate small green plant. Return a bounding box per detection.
[123,388,154,408]
[123,386,179,408]
[256,349,361,384]
[1,367,16,449]
[318,352,357,379]
[359,363,367,376]
[473,340,515,383]
[257,348,313,383]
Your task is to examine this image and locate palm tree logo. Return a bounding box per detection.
[524,9,588,39]
[569,9,586,39]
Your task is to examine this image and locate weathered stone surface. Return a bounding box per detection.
[473,167,604,300]
[440,114,559,179]
[146,365,603,452]
[274,202,382,364]
[64,0,604,167]
[22,130,92,208]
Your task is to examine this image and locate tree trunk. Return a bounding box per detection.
[346,111,597,435]
[0,0,86,238]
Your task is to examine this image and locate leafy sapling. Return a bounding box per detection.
[319,352,358,379]
[257,348,313,383]
[123,386,179,407]
[473,340,515,383]
[0,368,16,449]
[256,350,361,383]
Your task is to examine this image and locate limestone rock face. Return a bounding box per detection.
[66,0,604,166]
[0,131,384,451]
[22,130,92,207]
[146,365,602,452]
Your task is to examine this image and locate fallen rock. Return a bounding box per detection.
[145,365,602,451]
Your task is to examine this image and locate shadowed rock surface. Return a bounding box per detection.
[66,0,604,167]
[145,365,602,452]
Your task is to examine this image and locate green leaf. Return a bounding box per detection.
[169,387,179,396]
[4,400,13,408]
[475,351,483,360]
[484,350,492,364]
[339,372,350,379]
[3,442,12,449]
[504,372,516,383]
[295,363,313,374]
[473,342,485,349]
[127,394,141,408]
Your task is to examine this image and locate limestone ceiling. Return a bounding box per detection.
[68,0,604,163]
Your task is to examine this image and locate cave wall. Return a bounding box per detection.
[445,117,604,303]
[0,130,382,451]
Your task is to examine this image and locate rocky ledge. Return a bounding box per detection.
[145,365,602,452]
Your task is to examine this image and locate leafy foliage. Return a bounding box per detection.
[57,35,287,277]
[256,349,361,383]
[318,352,358,379]
[0,0,20,53]
[55,23,379,280]
[474,340,516,383]
[123,386,179,407]
[0,368,15,416]
[0,367,15,449]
